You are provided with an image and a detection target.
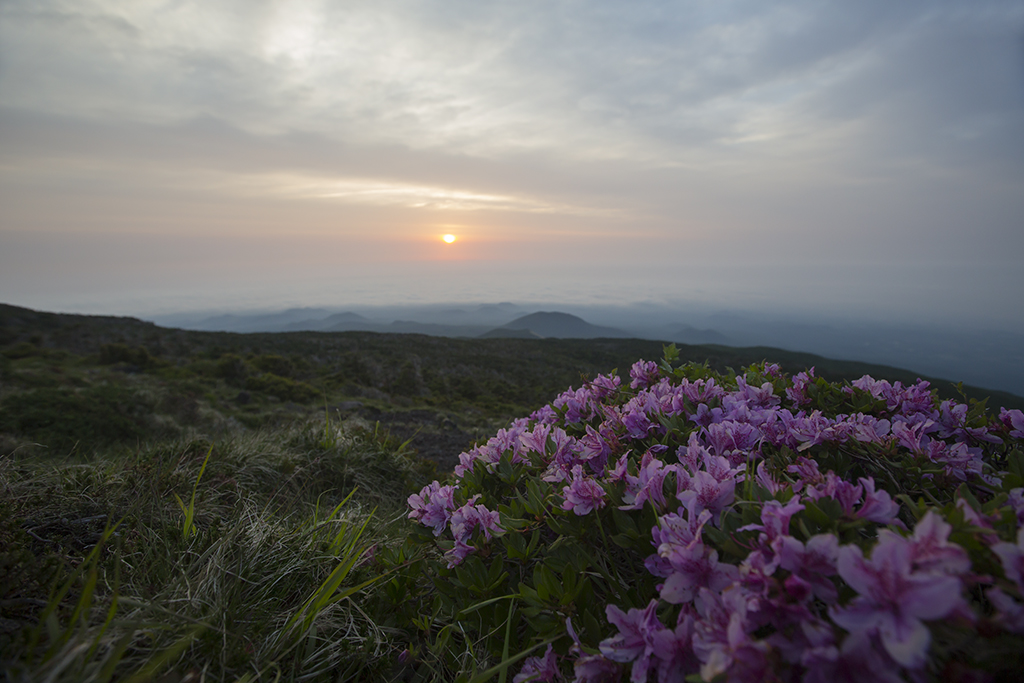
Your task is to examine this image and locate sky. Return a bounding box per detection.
[1,0,1023,329]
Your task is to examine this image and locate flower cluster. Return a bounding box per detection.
[404,351,1024,681]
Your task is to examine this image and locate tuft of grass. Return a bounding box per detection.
[1,415,432,682]
[172,444,212,540]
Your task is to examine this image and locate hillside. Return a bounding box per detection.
[484,311,630,339]
[4,302,1024,681]
[2,302,1022,467]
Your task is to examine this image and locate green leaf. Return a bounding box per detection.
[1009,449,1024,479]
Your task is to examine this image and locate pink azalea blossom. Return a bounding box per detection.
[578,423,616,475]
[754,461,783,494]
[987,587,1024,634]
[1000,408,1024,439]
[649,611,699,682]
[908,510,970,575]
[599,600,663,683]
[801,630,903,683]
[1008,488,1024,525]
[692,586,769,681]
[854,477,901,525]
[629,360,660,389]
[992,526,1024,592]
[521,424,553,457]
[778,533,840,603]
[514,644,562,683]
[407,480,457,535]
[705,421,761,462]
[620,452,673,512]
[443,499,504,567]
[567,618,623,683]
[830,531,963,668]
[562,464,608,516]
[786,368,816,407]
[570,653,621,683]
[677,471,735,526]
[740,498,805,548]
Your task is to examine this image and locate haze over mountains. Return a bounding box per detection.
[147,303,1024,397]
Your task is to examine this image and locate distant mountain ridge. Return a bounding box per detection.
[483,312,630,339]
[80,301,1024,396]
[2,301,1022,409]
[282,311,370,331]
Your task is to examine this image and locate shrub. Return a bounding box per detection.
[0,385,151,451]
[387,346,1024,682]
[251,353,296,378]
[2,341,44,360]
[245,373,319,403]
[98,343,155,368]
[215,353,250,384]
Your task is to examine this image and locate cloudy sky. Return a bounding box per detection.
[1,0,1022,327]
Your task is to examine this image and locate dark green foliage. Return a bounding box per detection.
[0,500,66,653]
[97,343,158,368]
[250,353,296,378]
[0,385,150,452]
[392,359,425,396]
[2,341,45,360]
[214,353,249,384]
[245,373,319,403]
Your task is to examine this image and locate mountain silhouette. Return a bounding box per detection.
[483,311,629,339]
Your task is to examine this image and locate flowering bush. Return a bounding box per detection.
[387,346,1024,681]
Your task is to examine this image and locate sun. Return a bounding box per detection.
[442,234,456,244]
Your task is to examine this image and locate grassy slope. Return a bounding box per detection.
[1,422,429,682]
[2,303,1023,680]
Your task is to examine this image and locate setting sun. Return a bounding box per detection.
[442,234,456,244]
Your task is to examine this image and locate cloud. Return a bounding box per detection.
[0,0,1022,320]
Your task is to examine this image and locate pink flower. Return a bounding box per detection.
[629,360,660,389]
[830,531,963,668]
[443,537,477,569]
[739,498,806,567]
[987,587,1024,634]
[562,464,607,516]
[570,654,620,683]
[620,452,673,512]
[521,424,553,457]
[649,612,699,682]
[778,533,839,603]
[514,644,561,683]
[578,424,616,475]
[854,477,901,525]
[1008,488,1024,525]
[622,408,655,440]
[992,526,1024,592]
[705,421,761,462]
[1000,408,1024,438]
[846,413,891,443]
[801,629,903,683]
[567,618,622,683]
[599,600,662,683]
[786,368,816,407]
[754,461,783,494]
[692,586,769,681]
[443,499,504,567]
[907,510,970,575]
[407,480,457,535]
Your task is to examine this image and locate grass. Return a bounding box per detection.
[4,306,1024,680]
[0,419,432,682]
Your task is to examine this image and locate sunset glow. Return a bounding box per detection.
[0,0,1020,336]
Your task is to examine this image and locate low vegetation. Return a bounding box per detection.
[3,305,1024,681]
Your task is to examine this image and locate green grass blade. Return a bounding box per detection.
[466,637,558,683]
